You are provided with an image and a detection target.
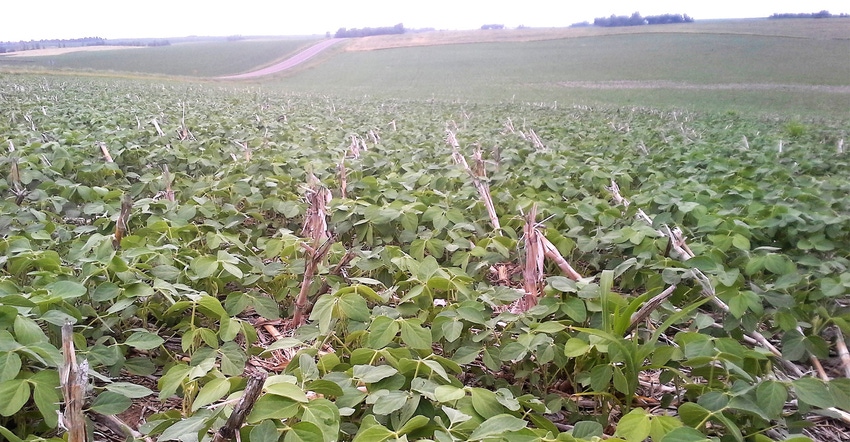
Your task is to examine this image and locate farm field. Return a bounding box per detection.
[1,71,849,442]
[1,16,850,442]
[0,38,319,77]
[1,20,848,115]
[268,31,850,115]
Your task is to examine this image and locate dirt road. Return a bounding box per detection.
[217,39,344,79]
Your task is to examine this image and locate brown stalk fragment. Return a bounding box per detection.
[540,236,582,281]
[113,194,133,250]
[98,141,113,163]
[162,165,175,202]
[337,155,347,199]
[291,177,333,328]
[606,179,812,377]
[151,118,165,136]
[60,323,88,442]
[211,372,268,442]
[514,205,584,313]
[625,285,677,336]
[446,130,502,234]
[835,328,850,378]
[520,204,545,311]
[9,159,27,205]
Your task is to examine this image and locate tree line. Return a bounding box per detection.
[769,10,849,19]
[591,12,694,27]
[334,23,404,38]
[0,37,107,53]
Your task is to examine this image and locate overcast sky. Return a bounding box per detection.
[2,1,848,41]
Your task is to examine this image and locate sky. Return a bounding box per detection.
[2,0,848,41]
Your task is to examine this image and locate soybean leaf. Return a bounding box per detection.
[0,379,30,417]
[90,391,132,415]
[284,421,324,442]
[468,414,527,441]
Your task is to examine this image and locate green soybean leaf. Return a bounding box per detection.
[572,421,604,439]
[353,364,398,384]
[0,379,30,416]
[470,387,505,419]
[47,280,87,299]
[793,377,833,409]
[757,380,787,419]
[266,381,309,403]
[660,427,712,442]
[399,319,432,350]
[106,382,154,398]
[90,391,132,415]
[191,255,219,278]
[468,414,527,441]
[191,378,231,411]
[0,353,22,382]
[368,316,399,349]
[614,408,651,442]
[435,385,466,402]
[284,421,324,442]
[248,395,299,422]
[250,419,280,442]
[125,330,165,350]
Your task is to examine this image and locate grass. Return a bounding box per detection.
[266,31,850,116]
[0,38,318,77]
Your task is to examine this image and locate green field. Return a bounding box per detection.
[268,32,850,115]
[1,20,848,116]
[1,18,850,442]
[1,71,849,442]
[0,38,318,77]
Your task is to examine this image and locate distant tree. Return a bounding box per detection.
[335,23,405,38]
[769,10,847,19]
[594,12,646,27]
[593,12,693,27]
[480,24,505,30]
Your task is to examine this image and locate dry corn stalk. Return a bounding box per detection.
[520,204,545,310]
[232,141,251,162]
[292,176,333,328]
[348,134,367,158]
[177,102,196,141]
[337,156,348,199]
[162,165,175,202]
[606,179,816,377]
[211,372,267,442]
[9,159,27,205]
[151,118,165,137]
[540,236,582,281]
[516,204,584,312]
[368,129,380,145]
[113,194,132,250]
[528,129,546,151]
[446,130,501,234]
[835,328,850,378]
[625,285,677,336]
[98,141,113,163]
[60,323,88,442]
